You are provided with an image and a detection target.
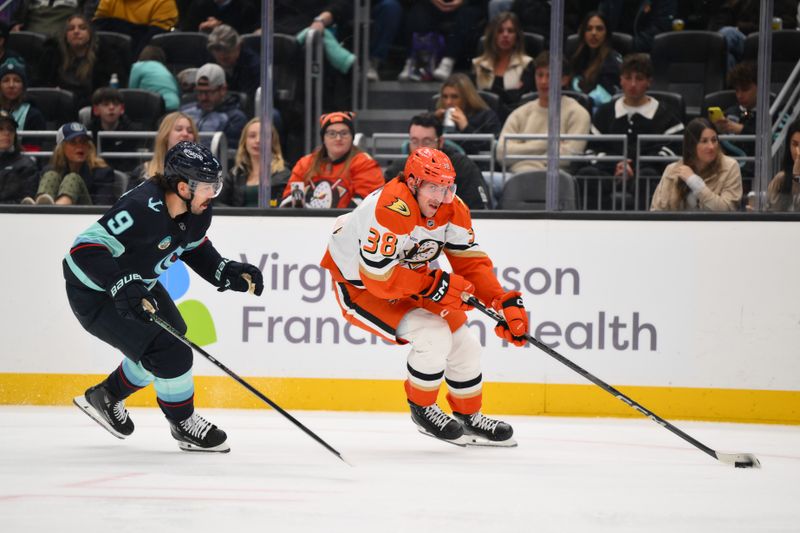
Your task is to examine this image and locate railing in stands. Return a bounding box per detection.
[18,131,229,176]
[304,29,324,153]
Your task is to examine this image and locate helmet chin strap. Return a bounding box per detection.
[174,180,194,213]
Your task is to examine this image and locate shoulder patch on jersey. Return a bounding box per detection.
[148,197,163,212]
[157,236,172,250]
[385,197,411,217]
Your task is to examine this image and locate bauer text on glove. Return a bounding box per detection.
[109,273,158,323]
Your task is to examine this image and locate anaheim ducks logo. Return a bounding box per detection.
[385,197,411,216]
[402,239,442,264]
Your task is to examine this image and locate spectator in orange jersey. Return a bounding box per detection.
[281,111,383,208]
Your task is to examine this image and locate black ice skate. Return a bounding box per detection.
[453,411,517,447]
[409,401,468,446]
[73,384,134,439]
[169,412,230,453]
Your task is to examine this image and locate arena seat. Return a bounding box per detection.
[119,89,166,130]
[149,32,213,74]
[25,87,77,130]
[498,170,578,210]
[6,31,46,78]
[742,31,800,95]
[650,31,727,118]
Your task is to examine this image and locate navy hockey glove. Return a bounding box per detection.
[108,273,158,323]
[216,259,264,295]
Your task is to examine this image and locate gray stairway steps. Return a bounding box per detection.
[367,81,440,110]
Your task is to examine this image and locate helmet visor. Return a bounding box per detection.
[418,180,457,204]
[188,177,223,198]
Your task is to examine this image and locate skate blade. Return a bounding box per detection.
[72,395,127,440]
[176,440,231,454]
[416,426,469,447]
[465,435,518,448]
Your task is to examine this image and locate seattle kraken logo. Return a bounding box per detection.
[148,197,163,212]
[154,245,186,275]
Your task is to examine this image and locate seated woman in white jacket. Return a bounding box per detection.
[650,118,743,211]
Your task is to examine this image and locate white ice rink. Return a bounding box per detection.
[1,406,798,532]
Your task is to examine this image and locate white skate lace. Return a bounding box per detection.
[423,404,453,430]
[112,401,129,424]
[469,413,500,433]
[180,413,213,440]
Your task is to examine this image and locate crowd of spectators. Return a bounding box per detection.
[0,0,797,213]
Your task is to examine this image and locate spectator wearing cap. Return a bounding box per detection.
[33,122,115,205]
[281,111,383,208]
[0,111,39,205]
[179,62,248,148]
[207,24,260,96]
[0,58,46,149]
[178,0,260,35]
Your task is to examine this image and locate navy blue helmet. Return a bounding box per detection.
[164,141,223,196]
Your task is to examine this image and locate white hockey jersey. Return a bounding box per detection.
[320,177,504,304]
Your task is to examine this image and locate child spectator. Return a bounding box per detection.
[129,45,180,112]
[88,87,142,173]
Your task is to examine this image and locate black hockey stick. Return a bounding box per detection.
[142,300,352,466]
[463,294,761,469]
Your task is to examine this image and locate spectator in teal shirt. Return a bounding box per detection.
[128,45,180,111]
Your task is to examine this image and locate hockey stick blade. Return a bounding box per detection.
[715,452,761,469]
[462,293,762,469]
[141,299,352,466]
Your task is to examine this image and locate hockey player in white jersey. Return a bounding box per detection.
[321,147,529,446]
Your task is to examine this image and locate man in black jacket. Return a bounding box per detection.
[576,53,683,210]
[383,114,491,210]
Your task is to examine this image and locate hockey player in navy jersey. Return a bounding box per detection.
[65,141,264,453]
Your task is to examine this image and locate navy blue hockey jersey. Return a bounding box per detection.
[64,180,223,292]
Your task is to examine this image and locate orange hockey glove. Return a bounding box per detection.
[422,269,475,312]
[491,291,528,346]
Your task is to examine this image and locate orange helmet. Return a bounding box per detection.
[404,147,457,203]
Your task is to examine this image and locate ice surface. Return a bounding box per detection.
[1,406,798,532]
